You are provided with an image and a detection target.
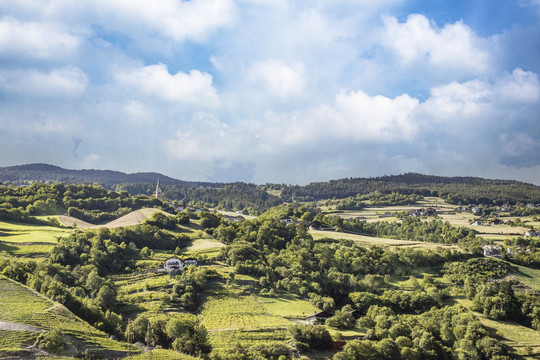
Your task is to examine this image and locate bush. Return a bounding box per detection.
[36,328,65,354]
[289,325,333,351]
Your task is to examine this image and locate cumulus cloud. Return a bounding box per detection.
[0,67,88,97]
[114,64,221,107]
[247,59,306,99]
[0,17,80,59]
[421,67,540,125]
[382,14,492,76]
[92,0,236,42]
[165,89,419,167]
[165,113,234,162]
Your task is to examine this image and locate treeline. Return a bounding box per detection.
[280,173,540,205]
[119,182,282,215]
[330,192,423,210]
[0,182,170,224]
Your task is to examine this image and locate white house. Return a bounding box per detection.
[163,257,183,271]
[472,220,483,226]
[524,230,538,238]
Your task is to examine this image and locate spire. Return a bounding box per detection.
[156,177,163,199]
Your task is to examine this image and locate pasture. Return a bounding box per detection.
[0,220,71,258]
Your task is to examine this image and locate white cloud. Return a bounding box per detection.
[421,68,540,125]
[0,17,80,59]
[247,59,306,99]
[165,113,233,161]
[165,89,419,167]
[80,153,101,168]
[93,0,236,42]
[114,64,221,107]
[0,67,88,97]
[494,68,540,103]
[123,101,153,124]
[382,14,492,75]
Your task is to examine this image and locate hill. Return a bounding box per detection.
[0,163,218,189]
[281,173,540,205]
[57,208,165,229]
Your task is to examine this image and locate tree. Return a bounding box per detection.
[165,316,211,356]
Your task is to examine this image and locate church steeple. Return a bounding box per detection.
[155,177,163,199]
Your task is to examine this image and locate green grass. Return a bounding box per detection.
[208,328,289,352]
[0,220,71,258]
[255,294,320,319]
[507,262,540,291]
[476,313,540,359]
[124,349,200,359]
[0,220,70,244]
[199,287,293,331]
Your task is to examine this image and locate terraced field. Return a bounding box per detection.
[0,275,137,356]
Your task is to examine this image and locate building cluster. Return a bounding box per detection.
[280,219,322,230]
[409,208,437,217]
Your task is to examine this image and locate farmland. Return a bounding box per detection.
[0,275,137,356]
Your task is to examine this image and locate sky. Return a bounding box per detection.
[0,0,539,185]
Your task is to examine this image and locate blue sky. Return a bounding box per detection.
[0,0,539,185]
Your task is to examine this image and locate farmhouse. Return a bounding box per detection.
[472,220,483,226]
[482,245,502,258]
[524,230,538,238]
[163,257,183,271]
[490,219,503,226]
[305,310,333,325]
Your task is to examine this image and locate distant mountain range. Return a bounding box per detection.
[0,163,219,188]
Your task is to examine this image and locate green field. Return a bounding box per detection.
[0,275,137,355]
[255,294,321,319]
[507,263,540,291]
[200,287,293,331]
[310,229,461,250]
[0,220,71,258]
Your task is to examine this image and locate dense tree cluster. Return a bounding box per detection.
[217,216,464,307]
[443,258,510,283]
[337,305,510,360]
[125,314,212,357]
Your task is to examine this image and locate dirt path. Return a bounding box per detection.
[0,321,43,332]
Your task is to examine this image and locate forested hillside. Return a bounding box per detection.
[280,173,540,205]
